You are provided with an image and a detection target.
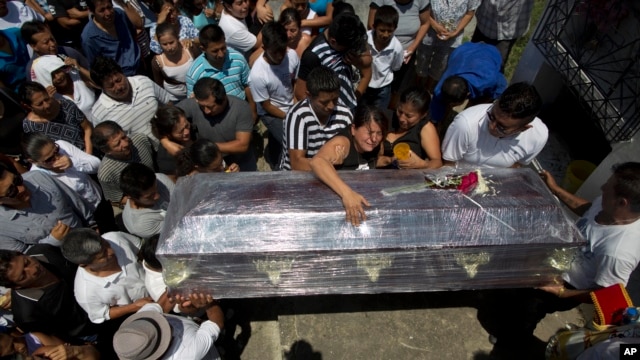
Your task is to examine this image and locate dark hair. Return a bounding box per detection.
[91,121,123,153]
[612,162,640,212]
[180,0,201,17]
[327,12,366,50]
[155,21,180,41]
[0,250,22,287]
[441,76,469,105]
[352,104,388,137]
[261,21,288,52]
[86,0,112,13]
[120,163,156,199]
[278,8,302,28]
[20,21,50,45]
[151,105,187,139]
[176,138,222,176]
[193,77,227,103]
[61,228,103,265]
[373,5,399,28]
[306,66,340,96]
[0,154,21,181]
[21,132,54,161]
[332,1,355,18]
[399,86,431,115]
[18,81,47,106]
[90,56,124,88]
[497,82,543,123]
[141,234,162,270]
[199,24,226,48]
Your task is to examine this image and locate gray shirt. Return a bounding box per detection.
[0,171,92,252]
[122,173,175,238]
[177,96,256,171]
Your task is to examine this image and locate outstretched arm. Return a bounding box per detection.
[540,170,591,216]
[309,136,370,226]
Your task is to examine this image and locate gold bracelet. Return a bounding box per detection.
[558,286,565,297]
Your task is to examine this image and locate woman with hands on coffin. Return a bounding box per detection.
[309,104,388,227]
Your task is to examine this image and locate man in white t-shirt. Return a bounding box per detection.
[249,21,299,169]
[441,82,548,168]
[481,162,640,356]
[61,229,152,325]
[113,293,224,360]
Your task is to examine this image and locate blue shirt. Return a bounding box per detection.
[81,9,140,76]
[0,28,30,93]
[186,47,250,99]
[430,42,507,123]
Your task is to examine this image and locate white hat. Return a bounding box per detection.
[31,55,67,87]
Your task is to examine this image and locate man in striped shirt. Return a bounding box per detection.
[90,56,172,145]
[91,121,156,205]
[294,12,367,112]
[186,24,257,121]
[280,66,352,171]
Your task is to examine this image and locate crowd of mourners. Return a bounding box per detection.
[1,0,639,358]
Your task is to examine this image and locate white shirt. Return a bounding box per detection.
[74,232,147,324]
[367,30,404,89]
[30,140,102,211]
[249,49,299,116]
[301,8,316,35]
[441,103,548,167]
[218,12,256,55]
[0,1,44,29]
[563,196,640,289]
[136,303,221,360]
[91,75,172,139]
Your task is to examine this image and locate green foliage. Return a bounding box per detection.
[504,0,548,81]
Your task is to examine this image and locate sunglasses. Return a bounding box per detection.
[41,144,61,164]
[1,172,23,199]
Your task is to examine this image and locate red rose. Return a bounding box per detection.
[457,171,478,194]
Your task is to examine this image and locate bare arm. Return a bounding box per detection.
[117,0,144,29]
[80,118,93,155]
[289,149,312,171]
[407,8,431,55]
[108,297,153,320]
[56,16,83,29]
[301,2,333,29]
[421,121,442,169]
[367,6,376,30]
[151,56,165,86]
[216,131,251,154]
[245,87,258,124]
[309,136,369,226]
[294,79,308,104]
[540,170,592,216]
[261,100,286,119]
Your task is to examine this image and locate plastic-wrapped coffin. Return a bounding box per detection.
[158,168,585,299]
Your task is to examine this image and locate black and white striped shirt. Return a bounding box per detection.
[280,98,352,170]
[298,35,357,111]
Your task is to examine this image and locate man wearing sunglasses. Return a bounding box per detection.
[0,155,91,252]
[441,82,548,168]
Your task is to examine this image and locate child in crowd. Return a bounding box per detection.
[119,163,175,238]
[361,5,403,109]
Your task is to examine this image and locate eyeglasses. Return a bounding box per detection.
[1,172,23,199]
[41,144,61,164]
[486,105,523,137]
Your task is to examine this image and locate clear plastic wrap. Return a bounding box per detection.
[158,168,585,299]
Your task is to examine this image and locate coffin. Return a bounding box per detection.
[157,168,584,299]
